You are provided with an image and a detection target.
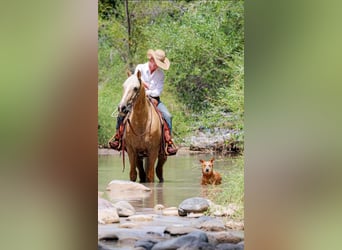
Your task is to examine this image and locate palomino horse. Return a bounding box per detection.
[118,70,167,183]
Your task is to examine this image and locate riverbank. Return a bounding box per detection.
[98,189,244,250]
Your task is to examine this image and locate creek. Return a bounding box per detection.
[98,149,234,212]
[98,149,244,250]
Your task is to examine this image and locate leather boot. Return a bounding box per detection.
[108,132,121,151]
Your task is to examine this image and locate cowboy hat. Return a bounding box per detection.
[147,49,170,70]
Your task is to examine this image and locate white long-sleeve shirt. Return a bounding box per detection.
[134,63,165,97]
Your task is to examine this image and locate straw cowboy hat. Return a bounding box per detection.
[147,49,170,70]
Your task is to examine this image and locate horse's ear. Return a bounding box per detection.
[126,69,132,77]
[137,70,141,81]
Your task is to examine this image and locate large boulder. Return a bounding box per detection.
[106,180,151,201]
[178,197,210,216]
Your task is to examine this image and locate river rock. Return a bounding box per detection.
[151,231,208,250]
[162,207,179,216]
[178,197,210,216]
[154,204,165,214]
[98,197,114,209]
[199,218,226,231]
[98,242,113,250]
[113,200,135,217]
[165,226,197,235]
[225,220,244,230]
[216,242,244,250]
[135,239,158,250]
[119,222,138,228]
[128,214,154,222]
[187,212,205,218]
[206,231,243,244]
[106,180,151,201]
[98,207,120,224]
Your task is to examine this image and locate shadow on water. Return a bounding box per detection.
[98,151,235,211]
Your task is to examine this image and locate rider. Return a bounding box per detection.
[109,49,178,155]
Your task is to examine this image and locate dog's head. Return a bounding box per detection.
[200,158,215,175]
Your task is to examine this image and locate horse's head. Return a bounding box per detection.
[118,70,142,114]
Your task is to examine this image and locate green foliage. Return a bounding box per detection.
[141,0,244,112]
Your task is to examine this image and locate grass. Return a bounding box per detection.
[207,156,244,221]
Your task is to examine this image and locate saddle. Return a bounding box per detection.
[112,97,173,155]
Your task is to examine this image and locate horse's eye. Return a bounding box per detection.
[133,87,138,92]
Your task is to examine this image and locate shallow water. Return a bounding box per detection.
[98,151,235,211]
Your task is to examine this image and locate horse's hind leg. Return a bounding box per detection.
[137,156,146,183]
[156,154,167,183]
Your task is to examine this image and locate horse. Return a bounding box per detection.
[118,70,167,183]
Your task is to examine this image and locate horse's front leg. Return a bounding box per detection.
[128,153,138,182]
[137,156,146,183]
[145,152,158,182]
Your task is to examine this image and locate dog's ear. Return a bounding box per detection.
[126,69,132,77]
[199,159,204,163]
[210,158,215,163]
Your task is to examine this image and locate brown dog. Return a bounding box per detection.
[200,158,222,185]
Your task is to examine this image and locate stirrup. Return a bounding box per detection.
[108,138,122,151]
[165,141,178,156]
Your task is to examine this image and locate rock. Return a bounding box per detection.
[199,218,226,232]
[225,220,244,230]
[187,212,205,218]
[165,226,197,235]
[113,200,135,217]
[162,207,179,216]
[119,222,138,228]
[107,180,151,191]
[98,233,119,241]
[98,207,119,224]
[154,204,165,214]
[106,180,151,201]
[178,197,210,216]
[216,243,244,250]
[98,242,112,250]
[178,241,216,250]
[128,214,154,222]
[151,231,208,250]
[206,231,243,244]
[98,197,114,209]
[154,204,179,216]
[135,239,158,250]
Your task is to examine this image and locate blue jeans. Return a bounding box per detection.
[157,102,172,135]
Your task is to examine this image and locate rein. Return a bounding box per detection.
[121,79,154,172]
[126,102,153,137]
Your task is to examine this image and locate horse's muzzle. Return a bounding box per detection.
[118,104,128,114]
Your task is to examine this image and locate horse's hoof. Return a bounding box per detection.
[159,179,164,183]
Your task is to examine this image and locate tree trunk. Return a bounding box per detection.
[124,0,133,69]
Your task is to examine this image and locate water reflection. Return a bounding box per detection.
[98,152,234,212]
